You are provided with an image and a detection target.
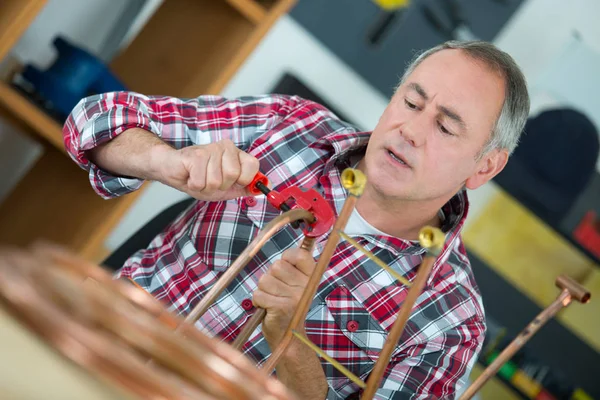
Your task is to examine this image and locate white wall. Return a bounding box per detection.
[11,0,127,68]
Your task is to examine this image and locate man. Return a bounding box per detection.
[63,40,529,399]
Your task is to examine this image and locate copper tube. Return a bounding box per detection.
[183,209,314,326]
[263,168,366,373]
[556,274,591,303]
[233,308,267,350]
[459,275,591,400]
[361,226,445,400]
[232,236,317,350]
[338,231,411,287]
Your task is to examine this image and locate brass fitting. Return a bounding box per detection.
[341,168,366,197]
[418,226,445,256]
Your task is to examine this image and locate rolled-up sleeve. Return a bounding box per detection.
[62,91,305,199]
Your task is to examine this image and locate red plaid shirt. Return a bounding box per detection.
[64,92,486,399]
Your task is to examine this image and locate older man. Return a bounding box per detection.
[63,40,529,399]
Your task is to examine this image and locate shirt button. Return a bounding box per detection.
[241,299,254,311]
[244,197,257,207]
[346,320,359,332]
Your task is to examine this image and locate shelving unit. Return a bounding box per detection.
[0,81,64,151]
[0,0,295,262]
[110,0,294,98]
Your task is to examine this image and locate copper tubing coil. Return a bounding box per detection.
[0,245,295,400]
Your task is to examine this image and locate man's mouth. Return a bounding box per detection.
[387,149,411,168]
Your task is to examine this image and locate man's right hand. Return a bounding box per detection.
[152,139,260,201]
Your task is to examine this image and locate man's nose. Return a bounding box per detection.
[400,116,427,147]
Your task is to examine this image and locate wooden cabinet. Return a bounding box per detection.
[0,0,295,262]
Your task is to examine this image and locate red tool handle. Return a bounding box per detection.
[247,172,269,195]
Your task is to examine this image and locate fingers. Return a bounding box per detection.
[258,273,293,298]
[281,248,316,277]
[269,259,309,288]
[252,289,290,311]
[184,150,208,192]
[220,143,241,190]
[205,145,224,192]
[178,139,261,201]
[237,151,260,187]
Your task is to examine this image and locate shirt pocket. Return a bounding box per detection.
[323,285,389,390]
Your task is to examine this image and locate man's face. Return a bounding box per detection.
[363,49,507,204]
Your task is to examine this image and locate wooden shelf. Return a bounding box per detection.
[0,81,65,152]
[225,0,267,24]
[0,145,144,262]
[0,0,47,61]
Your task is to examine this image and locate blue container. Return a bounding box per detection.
[20,36,127,120]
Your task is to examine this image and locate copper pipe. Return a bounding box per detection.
[338,231,411,287]
[183,209,314,326]
[458,274,591,400]
[232,236,316,350]
[263,168,366,373]
[362,226,446,400]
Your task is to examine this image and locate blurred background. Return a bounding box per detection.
[0,0,598,399]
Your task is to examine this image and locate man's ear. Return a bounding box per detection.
[465,149,509,190]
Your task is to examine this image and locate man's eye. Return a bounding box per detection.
[404,99,418,110]
[438,121,453,136]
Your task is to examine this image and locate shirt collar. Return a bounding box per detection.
[312,130,470,258]
[309,130,371,173]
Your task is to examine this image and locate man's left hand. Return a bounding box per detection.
[252,247,315,347]
[252,247,329,400]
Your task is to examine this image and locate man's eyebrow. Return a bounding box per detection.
[407,82,428,100]
[439,105,467,131]
[407,82,467,131]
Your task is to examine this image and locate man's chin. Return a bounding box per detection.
[369,179,414,201]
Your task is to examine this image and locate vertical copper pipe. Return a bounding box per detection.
[263,168,366,373]
[182,209,313,326]
[361,226,445,400]
[232,237,316,350]
[458,290,572,400]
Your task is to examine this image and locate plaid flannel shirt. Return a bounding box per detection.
[64,92,486,399]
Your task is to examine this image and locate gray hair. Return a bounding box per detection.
[397,40,530,157]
